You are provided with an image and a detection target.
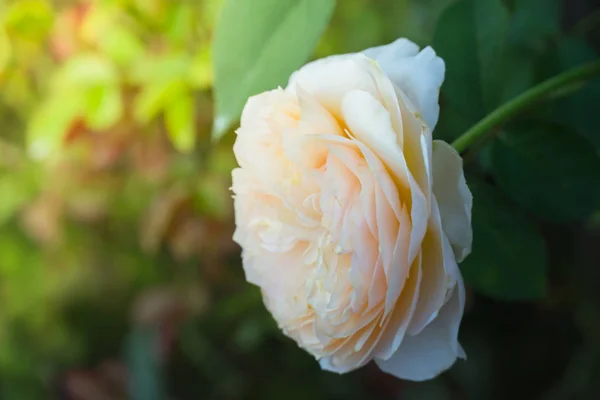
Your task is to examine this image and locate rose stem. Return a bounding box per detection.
[451,60,600,154]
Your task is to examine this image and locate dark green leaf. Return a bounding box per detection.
[492,123,600,221]
[460,181,547,300]
[434,0,485,141]
[544,38,600,151]
[473,0,510,109]
[212,0,336,139]
[433,0,509,141]
[506,0,560,53]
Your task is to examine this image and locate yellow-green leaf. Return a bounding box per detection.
[53,53,118,89]
[130,53,190,85]
[133,78,186,123]
[4,0,54,41]
[188,47,212,89]
[0,27,11,74]
[27,94,84,159]
[165,93,195,152]
[99,26,145,67]
[84,85,123,130]
[0,173,35,226]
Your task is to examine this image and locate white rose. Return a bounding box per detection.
[231,38,473,381]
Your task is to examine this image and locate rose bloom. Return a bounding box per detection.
[231,38,472,381]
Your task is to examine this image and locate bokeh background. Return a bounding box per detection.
[0,0,599,399]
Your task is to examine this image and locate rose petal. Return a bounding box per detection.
[287,56,379,120]
[363,38,445,130]
[372,253,422,360]
[406,201,448,335]
[431,140,473,262]
[375,230,465,381]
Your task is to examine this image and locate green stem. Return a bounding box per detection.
[451,60,600,153]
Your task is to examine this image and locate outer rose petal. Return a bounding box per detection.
[432,140,473,262]
[375,219,466,381]
[363,38,445,130]
[286,55,380,119]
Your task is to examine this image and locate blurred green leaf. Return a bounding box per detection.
[0,27,10,74]
[53,53,118,88]
[460,181,547,300]
[85,84,123,130]
[130,53,190,84]
[212,0,336,139]
[0,173,36,226]
[165,93,195,152]
[3,0,54,41]
[99,26,145,67]
[27,94,84,159]
[134,78,186,123]
[492,123,600,221]
[165,3,194,44]
[0,69,36,114]
[188,47,212,89]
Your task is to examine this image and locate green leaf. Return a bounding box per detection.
[188,47,213,89]
[544,38,600,151]
[99,26,145,68]
[433,0,508,141]
[53,54,118,89]
[165,3,194,44]
[506,0,559,53]
[4,0,54,41]
[130,53,191,84]
[500,0,559,103]
[133,79,186,123]
[460,181,547,300]
[84,85,123,130]
[0,27,11,74]
[0,173,35,226]
[433,0,546,141]
[165,93,196,152]
[27,94,85,159]
[472,0,509,109]
[491,123,600,222]
[212,0,336,140]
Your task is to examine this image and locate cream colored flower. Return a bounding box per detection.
[231,38,472,381]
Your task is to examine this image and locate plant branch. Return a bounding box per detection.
[451,60,600,153]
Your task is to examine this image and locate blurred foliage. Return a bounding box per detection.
[0,0,598,399]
